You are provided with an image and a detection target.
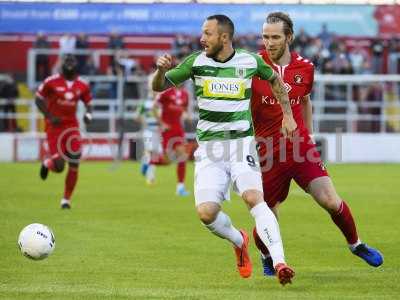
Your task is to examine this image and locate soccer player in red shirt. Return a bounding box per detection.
[251,12,383,275]
[143,84,190,196]
[35,54,92,209]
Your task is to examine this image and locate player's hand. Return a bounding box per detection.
[160,122,170,132]
[83,112,93,125]
[309,134,316,144]
[281,116,297,141]
[48,115,61,126]
[156,54,172,73]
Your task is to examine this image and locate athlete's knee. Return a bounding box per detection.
[175,145,187,161]
[196,202,220,224]
[162,152,172,164]
[313,186,341,213]
[271,204,280,219]
[53,158,65,173]
[242,189,264,209]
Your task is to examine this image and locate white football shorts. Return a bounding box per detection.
[194,136,263,206]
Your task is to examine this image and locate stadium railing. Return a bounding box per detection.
[5,73,400,135]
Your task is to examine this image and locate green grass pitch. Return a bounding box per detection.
[0,162,399,299]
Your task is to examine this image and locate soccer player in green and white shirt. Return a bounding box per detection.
[152,15,296,285]
[136,97,162,184]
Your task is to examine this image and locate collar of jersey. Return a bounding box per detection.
[212,50,235,63]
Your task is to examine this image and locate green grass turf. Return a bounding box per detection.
[0,162,399,300]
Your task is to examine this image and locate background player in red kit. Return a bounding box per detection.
[143,83,190,196]
[251,12,383,275]
[35,54,92,209]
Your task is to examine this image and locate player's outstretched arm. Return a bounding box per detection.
[152,54,173,92]
[269,75,297,139]
[35,96,60,126]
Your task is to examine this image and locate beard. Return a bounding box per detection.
[205,42,224,59]
[269,46,285,62]
[62,65,77,79]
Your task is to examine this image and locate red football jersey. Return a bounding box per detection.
[251,51,314,155]
[156,87,189,130]
[36,74,92,130]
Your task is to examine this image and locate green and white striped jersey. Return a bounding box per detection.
[136,99,158,130]
[165,49,275,141]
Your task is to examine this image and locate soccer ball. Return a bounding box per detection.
[18,223,55,260]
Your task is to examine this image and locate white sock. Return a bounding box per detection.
[177,182,185,191]
[250,202,285,266]
[142,153,150,164]
[146,164,155,181]
[349,239,362,251]
[204,211,243,248]
[60,198,70,204]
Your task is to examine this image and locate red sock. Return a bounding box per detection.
[64,167,78,200]
[253,227,270,256]
[330,201,359,244]
[177,161,186,183]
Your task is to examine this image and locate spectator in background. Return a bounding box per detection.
[108,31,125,75]
[108,31,124,50]
[172,34,190,57]
[349,46,368,74]
[189,36,202,51]
[360,60,373,75]
[76,33,89,74]
[0,74,20,132]
[113,50,144,99]
[114,50,140,76]
[33,32,51,81]
[317,23,333,50]
[59,33,76,56]
[331,42,353,74]
[358,83,383,132]
[106,32,125,99]
[80,54,100,98]
[387,38,400,74]
[246,34,260,52]
[371,38,385,74]
[80,54,98,76]
[292,28,310,56]
[305,38,330,72]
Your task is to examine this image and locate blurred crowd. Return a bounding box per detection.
[33,31,145,82]
[31,25,400,81]
[1,25,399,133]
[169,25,400,133]
[172,24,400,75]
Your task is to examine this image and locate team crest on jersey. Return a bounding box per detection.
[235,68,246,79]
[64,92,74,101]
[294,74,303,84]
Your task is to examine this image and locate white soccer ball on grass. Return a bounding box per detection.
[18,223,55,260]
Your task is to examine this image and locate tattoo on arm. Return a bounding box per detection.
[270,76,293,117]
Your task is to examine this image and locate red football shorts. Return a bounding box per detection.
[46,126,82,158]
[259,140,329,208]
[161,128,185,152]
